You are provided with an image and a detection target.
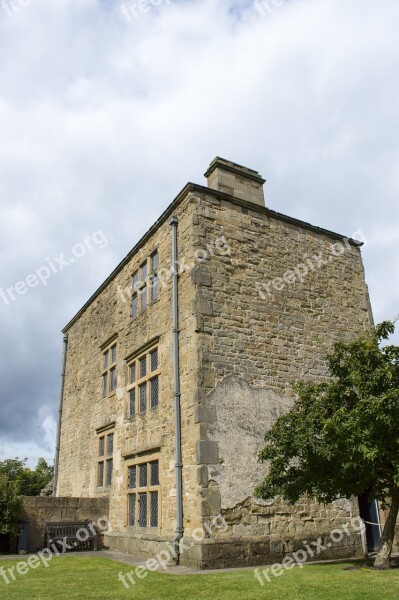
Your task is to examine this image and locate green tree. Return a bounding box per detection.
[255,321,399,570]
[0,473,21,535]
[24,458,54,496]
[0,458,54,535]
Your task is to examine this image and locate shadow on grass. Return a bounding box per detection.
[307,558,399,572]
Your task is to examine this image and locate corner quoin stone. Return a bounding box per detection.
[196,441,220,465]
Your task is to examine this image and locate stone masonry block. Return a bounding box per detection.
[191,268,212,286]
[197,465,209,487]
[202,487,222,515]
[194,404,217,424]
[193,298,213,316]
[196,441,219,465]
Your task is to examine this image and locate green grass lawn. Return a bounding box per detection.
[0,556,398,600]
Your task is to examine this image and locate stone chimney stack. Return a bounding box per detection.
[204,157,266,207]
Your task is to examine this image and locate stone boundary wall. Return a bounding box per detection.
[20,497,109,552]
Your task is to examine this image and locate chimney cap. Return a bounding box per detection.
[204,157,266,185]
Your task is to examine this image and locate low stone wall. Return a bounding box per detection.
[20,497,109,552]
[104,530,362,570]
[104,531,175,560]
[197,532,362,570]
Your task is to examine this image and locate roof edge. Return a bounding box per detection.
[62,183,363,333]
[193,184,364,247]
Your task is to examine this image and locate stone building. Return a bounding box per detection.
[55,157,382,569]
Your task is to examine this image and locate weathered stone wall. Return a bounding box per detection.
[199,503,363,569]
[57,179,382,569]
[190,191,372,566]
[20,497,109,552]
[57,193,205,555]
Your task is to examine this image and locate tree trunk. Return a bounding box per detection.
[374,487,399,570]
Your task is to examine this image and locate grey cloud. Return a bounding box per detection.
[0,0,398,460]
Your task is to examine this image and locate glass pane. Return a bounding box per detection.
[129,389,136,417]
[107,433,114,455]
[150,349,158,371]
[141,286,147,312]
[139,356,147,378]
[150,492,158,528]
[98,462,104,487]
[129,363,136,384]
[150,461,159,486]
[139,493,147,527]
[99,437,105,457]
[128,494,136,526]
[132,271,139,289]
[111,345,117,364]
[141,261,147,281]
[150,377,159,409]
[106,459,113,486]
[102,373,108,397]
[128,466,136,489]
[151,275,159,302]
[103,351,109,370]
[131,294,138,318]
[151,252,158,273]
[110,368,117,392]
[139,463,147,488]
[139,383,147,413]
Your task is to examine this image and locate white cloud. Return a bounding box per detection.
[0,0,398,460]
[0,410,56,468]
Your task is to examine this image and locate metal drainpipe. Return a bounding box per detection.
[53,334,68,497]
[170,216,184,563]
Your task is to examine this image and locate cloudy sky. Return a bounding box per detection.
[0,0,398,466]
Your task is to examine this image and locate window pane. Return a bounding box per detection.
[111,345,117,364]
[150,492,158,528]
[132,271,139,289]
[139,493,147,527]
[129,389,136,417]
[139,463,147,488]
[128,494,136,526]
[106,459,113,486]
[139,356,147,378]
[129,363,136,384]
[139,383,147,413]
[103,351,109,370]
[151,252,159,273]
[128,466,136,489]
[150,461,159,486]
[110,367,117,392]
[151,275,159,302]
[107,433,114,455]
[150,349,158,372]
[150,377,159,409]
[141,261,147,280]
[102,373,108,397]
[98,462,104,487]
[141,285,147,312]
[131,294,138,318]
[99,437,105,457]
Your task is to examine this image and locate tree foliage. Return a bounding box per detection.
[0,458,54,535]
[255,321,399,569]
[0,473,22,535]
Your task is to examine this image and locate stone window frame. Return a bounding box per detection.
[131,249,159,319]
[126,344,161,419]
[96,425,115,489]
[125,453,161,530]
[101,337,118,399]
[150,250,159,303]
